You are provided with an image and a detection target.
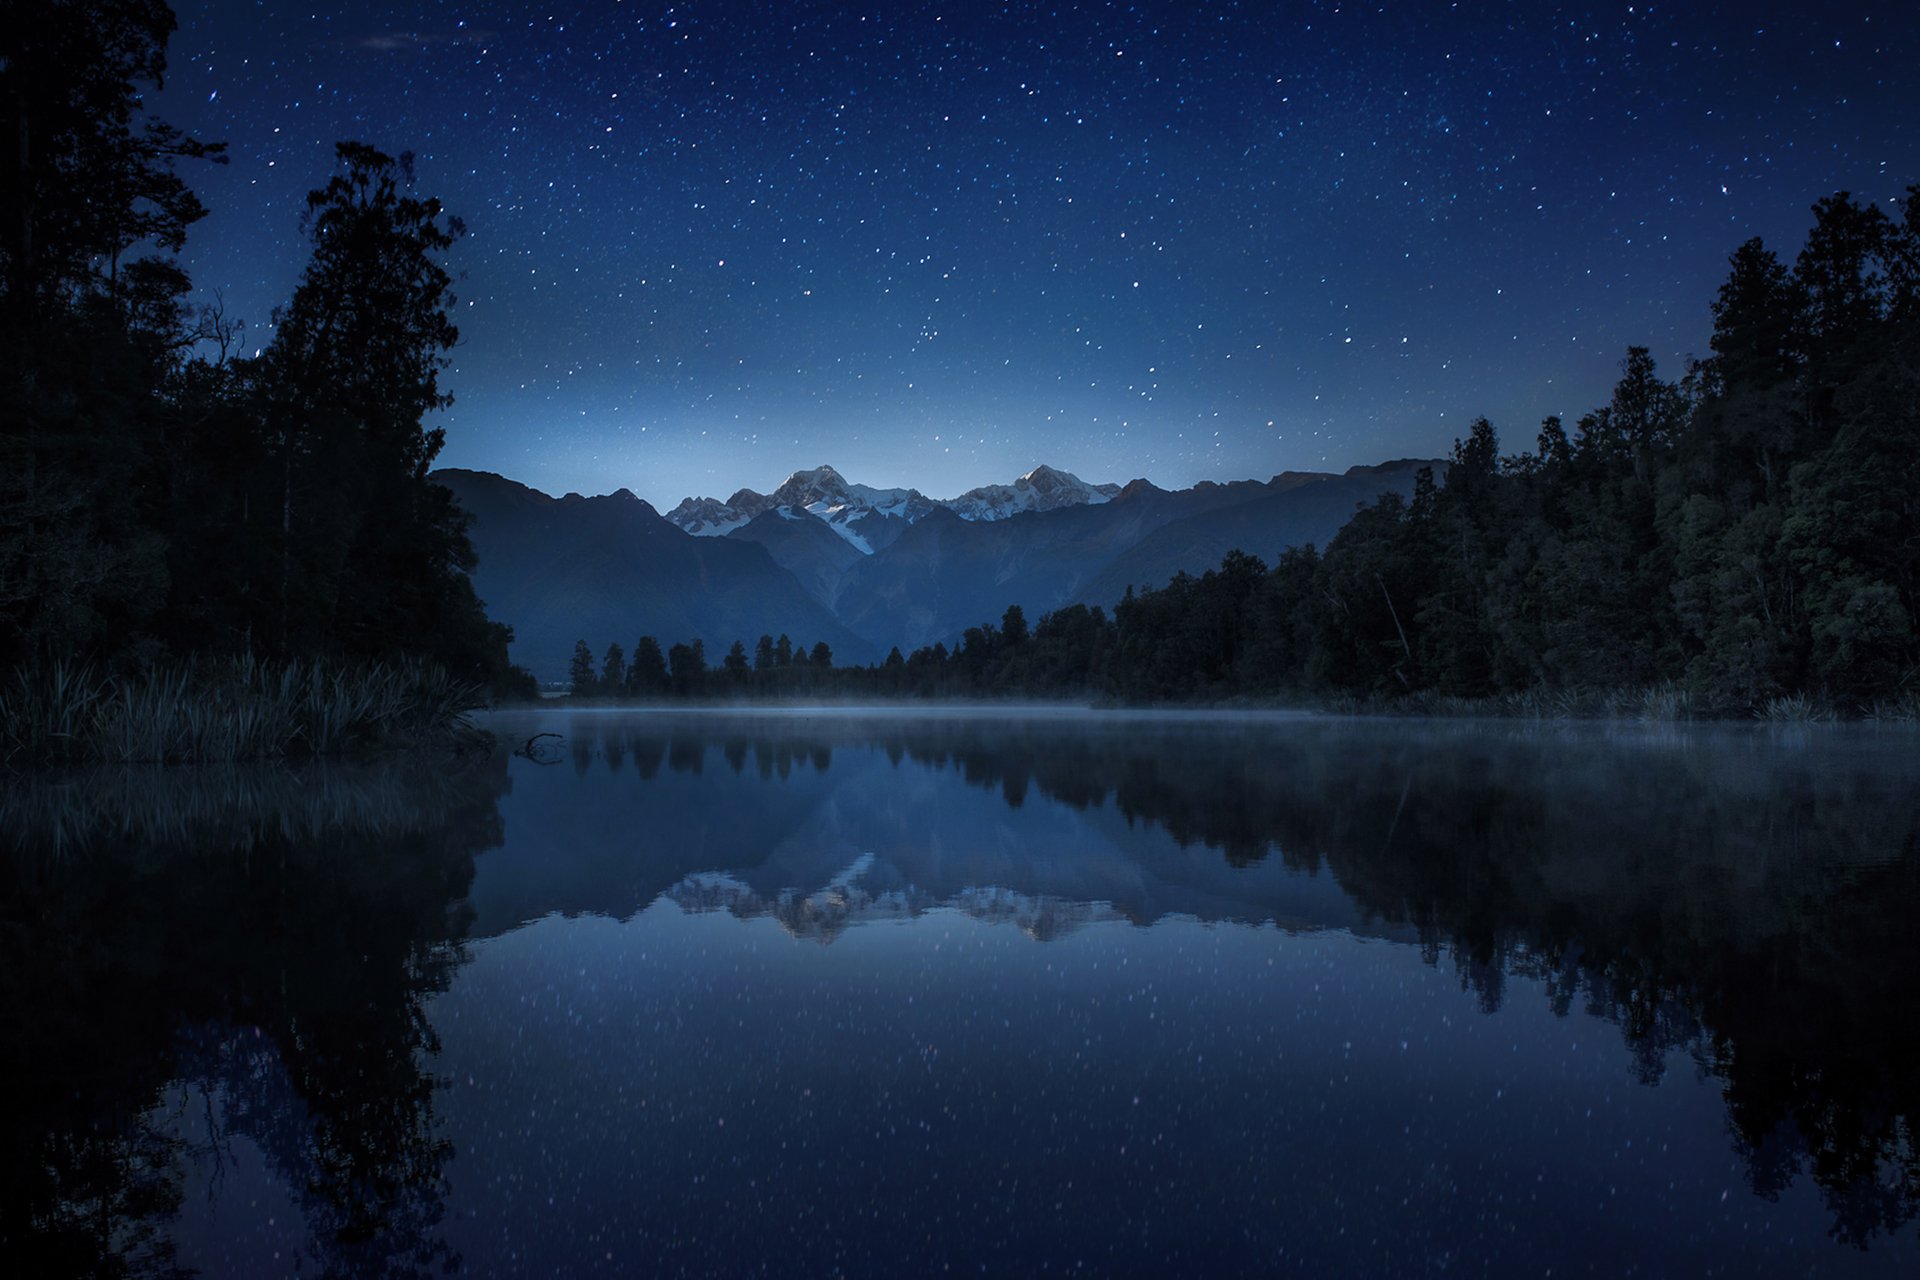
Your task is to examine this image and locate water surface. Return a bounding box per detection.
[4,709,1916,1276]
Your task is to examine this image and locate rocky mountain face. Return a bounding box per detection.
[726,505,867,610]
[439,458,1437,675]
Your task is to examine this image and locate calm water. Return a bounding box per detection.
[4,709,1918,1277]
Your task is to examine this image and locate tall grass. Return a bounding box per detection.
[1755,693,1837,723]
[1,656,483,768]
[1862,692,1920,723]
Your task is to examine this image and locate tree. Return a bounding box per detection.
[0,1,223,666]
[754,634,775,671]
[1693,238,1804,503]
[629,636,668,696]
[1001,604,1029,646]
[668,639,706,693]
[569,639,595,696]
[724,640,750,675]
[0,0,226,323]
[601,642,626,693]
[809,641,832,670]
[255,141,480,667]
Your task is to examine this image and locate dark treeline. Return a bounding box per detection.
[564,601,1114,701]
[1186,184,1920,713]
[569,187,1919,715]
[0,5,525,695]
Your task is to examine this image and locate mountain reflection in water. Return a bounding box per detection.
[3,711,1917,1275]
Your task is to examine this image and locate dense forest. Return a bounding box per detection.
[0,2,526,759]
[570,186,1920,716]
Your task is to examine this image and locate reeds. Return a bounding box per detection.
[1862,692,1920,723]
[1755,693,1837,723]
[1,656,483,767]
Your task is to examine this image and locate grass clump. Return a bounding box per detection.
[1755,693,1837,723]
[1862,693,1920,723]
[1,657,483,768]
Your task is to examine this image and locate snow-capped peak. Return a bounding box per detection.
[943,465,1122,522]
[663,492,766,536]
[664,462,1119,547]
[769,465,853,511]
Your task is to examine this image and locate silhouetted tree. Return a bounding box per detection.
[601,642,626,693]
[254,141,491,670]
[629,636,668,696]
[668,639,706,694]
[566,640,595,695]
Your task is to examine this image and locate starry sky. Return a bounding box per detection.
[156,1,1920,509]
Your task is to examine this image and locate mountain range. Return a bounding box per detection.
[436,459,1434,680]
[662,463,1123,552]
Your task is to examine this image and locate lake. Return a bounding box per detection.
[3,708,1917,1276]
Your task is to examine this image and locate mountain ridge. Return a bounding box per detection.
[437,458,1441,674]
[664,461,1125,545]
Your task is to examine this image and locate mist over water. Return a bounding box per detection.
[4,710,1916,1275]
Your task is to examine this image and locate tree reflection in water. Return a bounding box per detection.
[564,712,1920,1248]
[5,714,1918,1264]
[0,755,508,1277]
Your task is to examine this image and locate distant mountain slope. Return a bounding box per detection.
[1078,461,1435,605]
[437,469,877,679]
[833,476,1272,651]
[726,505,866,609]
[833,465,1437,650]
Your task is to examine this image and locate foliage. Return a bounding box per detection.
[0,9,519,718]
[0,656,485,766]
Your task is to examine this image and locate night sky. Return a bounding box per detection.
[156,1,1920,509]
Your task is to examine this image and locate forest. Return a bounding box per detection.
[0,4,529,762]
[570,187,1920,717]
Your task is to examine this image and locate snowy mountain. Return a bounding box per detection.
[944,465,1123,521]
[666,464,938,554]
[665,462,1119,551]
[664,489,769,536]
[762,465,939,554]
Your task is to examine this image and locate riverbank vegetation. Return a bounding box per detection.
[0,657,487,767]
